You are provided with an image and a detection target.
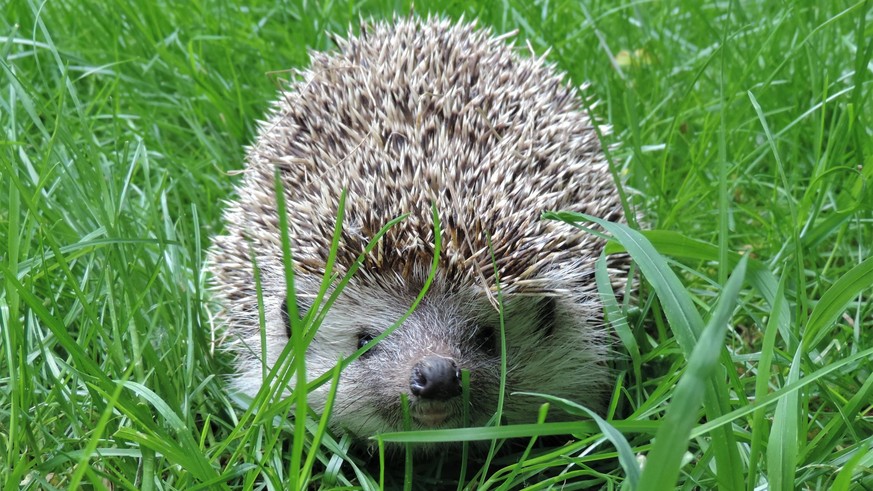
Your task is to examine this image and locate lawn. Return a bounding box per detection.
[2,0,872,489]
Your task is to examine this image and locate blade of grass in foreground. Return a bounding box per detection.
[605,229,795,347]
[548,212,745,489]
[491,403,550,491]
[803,363,873,464]
[596,251,641,392]
[118,382,222,485]
[767,345,801,490]
[299,362,342,485]
[374,419,657,443]
[479,232,510,490]
[804,256,873,349]
[557,216,704,353]
[273,170,307,489]
[831,441,872,491]
[748,275,788,490]
[515,393,641,489]
[693,345,873,438]
[638,255,748,490]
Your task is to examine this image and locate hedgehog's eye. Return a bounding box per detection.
[357,331,377,353]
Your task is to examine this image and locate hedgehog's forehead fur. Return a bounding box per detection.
[216,17,623,296]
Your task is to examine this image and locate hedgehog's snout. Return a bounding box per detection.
[409,356,462,401]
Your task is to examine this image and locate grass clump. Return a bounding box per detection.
[2,0,872,489]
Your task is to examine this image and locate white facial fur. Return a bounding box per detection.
[227,269,610,445]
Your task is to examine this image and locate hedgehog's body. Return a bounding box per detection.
[209,18,629,445]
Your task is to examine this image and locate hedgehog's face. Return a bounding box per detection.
[279,277,608,445]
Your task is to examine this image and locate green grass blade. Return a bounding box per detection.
[606,229,795,346]
[480,232,510,488]
[374,419,657,443]
[803,368,873,464]
[748,275,788,489]
[596,251,641,389]
[804,256,873,349]
[273,168,307,489]
[766,346,801,490]
[549,212,745,488]
[831,441,872,491]
[638,255,748,490]
[517,392,642,489]
[549,213,704,351]
[493,403,551,491]
[299,362,343,486]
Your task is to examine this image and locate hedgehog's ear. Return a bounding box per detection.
[473,323,498,357]
[280,298,291,339]
[279,297,309,339]
[280,296,307,339]
[536,297,557,338]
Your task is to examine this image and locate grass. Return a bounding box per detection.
[2,0,872,488]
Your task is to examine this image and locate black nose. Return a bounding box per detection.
[409,356,462,400]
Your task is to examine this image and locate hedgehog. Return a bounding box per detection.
[208,17,630,448]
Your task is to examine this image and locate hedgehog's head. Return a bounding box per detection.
[229,267,611,449]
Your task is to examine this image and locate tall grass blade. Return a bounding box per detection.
[517,393,641,489]
[548,212,745,488]
[805,256,873,349]
[637,256,747,489]
[766,346,801,490]
[748,275,788,489]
